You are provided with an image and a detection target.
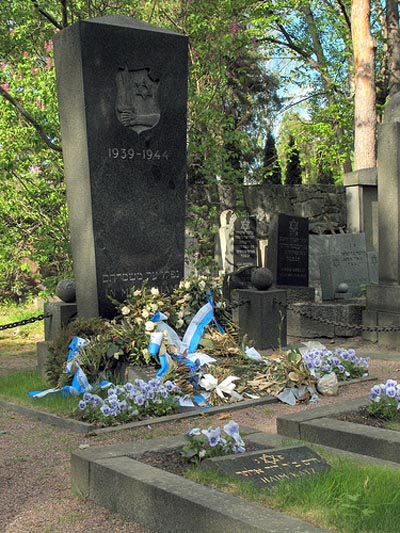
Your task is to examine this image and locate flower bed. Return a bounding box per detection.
[37,277,370,422]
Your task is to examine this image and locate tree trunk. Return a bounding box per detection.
[351,0,376,170]
[386,0,400,96]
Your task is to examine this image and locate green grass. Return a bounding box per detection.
[0,369,78,417]
[187,452,400,533]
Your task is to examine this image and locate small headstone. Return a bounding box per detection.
[309,233,367,284]
[219,210,237,273]
[202,446,329,490]
[267,213,309,286]
[319,251,369,300]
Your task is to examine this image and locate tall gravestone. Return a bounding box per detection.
[53,16,188,318]
[364,92,400,345]
[233,216,258,270]
[267,213,309,286]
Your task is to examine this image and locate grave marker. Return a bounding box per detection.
[53,16,188,318]
[233,216,258,269]
[202,446,329,489]
[267,213,309,286]
[319,251,369,300]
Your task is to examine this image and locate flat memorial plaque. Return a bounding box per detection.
[202,446,330,489]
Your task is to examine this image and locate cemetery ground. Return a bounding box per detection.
[2,305,400,532]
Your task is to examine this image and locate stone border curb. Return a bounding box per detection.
[72,432,328,533]
[0,395,278,435]
[277,396,400,463]
[0,375,375,435]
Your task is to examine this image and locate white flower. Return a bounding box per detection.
[142,348,149,356]
[184,281,191,290]
[145,321,155,332]
[184,294,191,302]
[150,287,160,296]
[176,319,184,329]
[133,289,141,296]
[135,317,143,325]
[142,309,150,318]
[199,280,206,291]
[121,306,130,316]
[150,303,158,312]
[177,311,184,319]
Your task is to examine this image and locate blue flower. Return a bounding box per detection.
[223,420,239,437]
[186,427,201,437]
[233,444,246,454]
[385,386,396,399]
[386,379,398,388]
[164,380,174,392]
[100,405,111,416]
[78,400,86,410]
[83,392,92,402]
[135,394,145,406]
[107,388,116,397]
[207,427,221,447]
[125,382,134,392]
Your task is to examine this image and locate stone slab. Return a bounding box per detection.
[343,167,377,187]
[202,446,329,490]
[319,252,369,300]
[54,16,188,318]
[36,340,50,376]
[233,216,258,270]
[267,213,309,287]
[309,233,367,284]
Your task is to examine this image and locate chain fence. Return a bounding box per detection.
[0,312,51,331]
[273,298,400,333]
[1,297,399,334]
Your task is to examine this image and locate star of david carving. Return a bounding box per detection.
[134,77,152,99]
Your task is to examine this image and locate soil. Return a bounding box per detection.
[137,441,263,476]
[335,406,398,429]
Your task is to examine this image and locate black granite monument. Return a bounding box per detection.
[54,16,188,318]
[267,213,309,286]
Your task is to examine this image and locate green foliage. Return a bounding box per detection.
[45,317,107,387]
[263,131,281,184]
[285,136,302,184]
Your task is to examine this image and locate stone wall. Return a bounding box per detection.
[242,184,346,238]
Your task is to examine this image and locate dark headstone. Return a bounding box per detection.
[233,216,257,270]
[202,446,329,490]
[53,16,188,318]
[267,214,309,286]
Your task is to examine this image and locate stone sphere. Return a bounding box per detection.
[251,268,274,291]
[56,278,76,303]
[336,282,349,294]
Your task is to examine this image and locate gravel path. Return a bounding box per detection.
[1,336,399,532]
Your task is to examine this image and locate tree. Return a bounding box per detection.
[351,0,376,170]
[285,136,303,184]
[263,131,281,183]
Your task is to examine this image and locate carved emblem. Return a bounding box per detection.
[116,66,160,134]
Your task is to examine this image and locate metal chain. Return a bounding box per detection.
[273,299,400,333]
[0,312,51,331]
[225,299,251,311]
